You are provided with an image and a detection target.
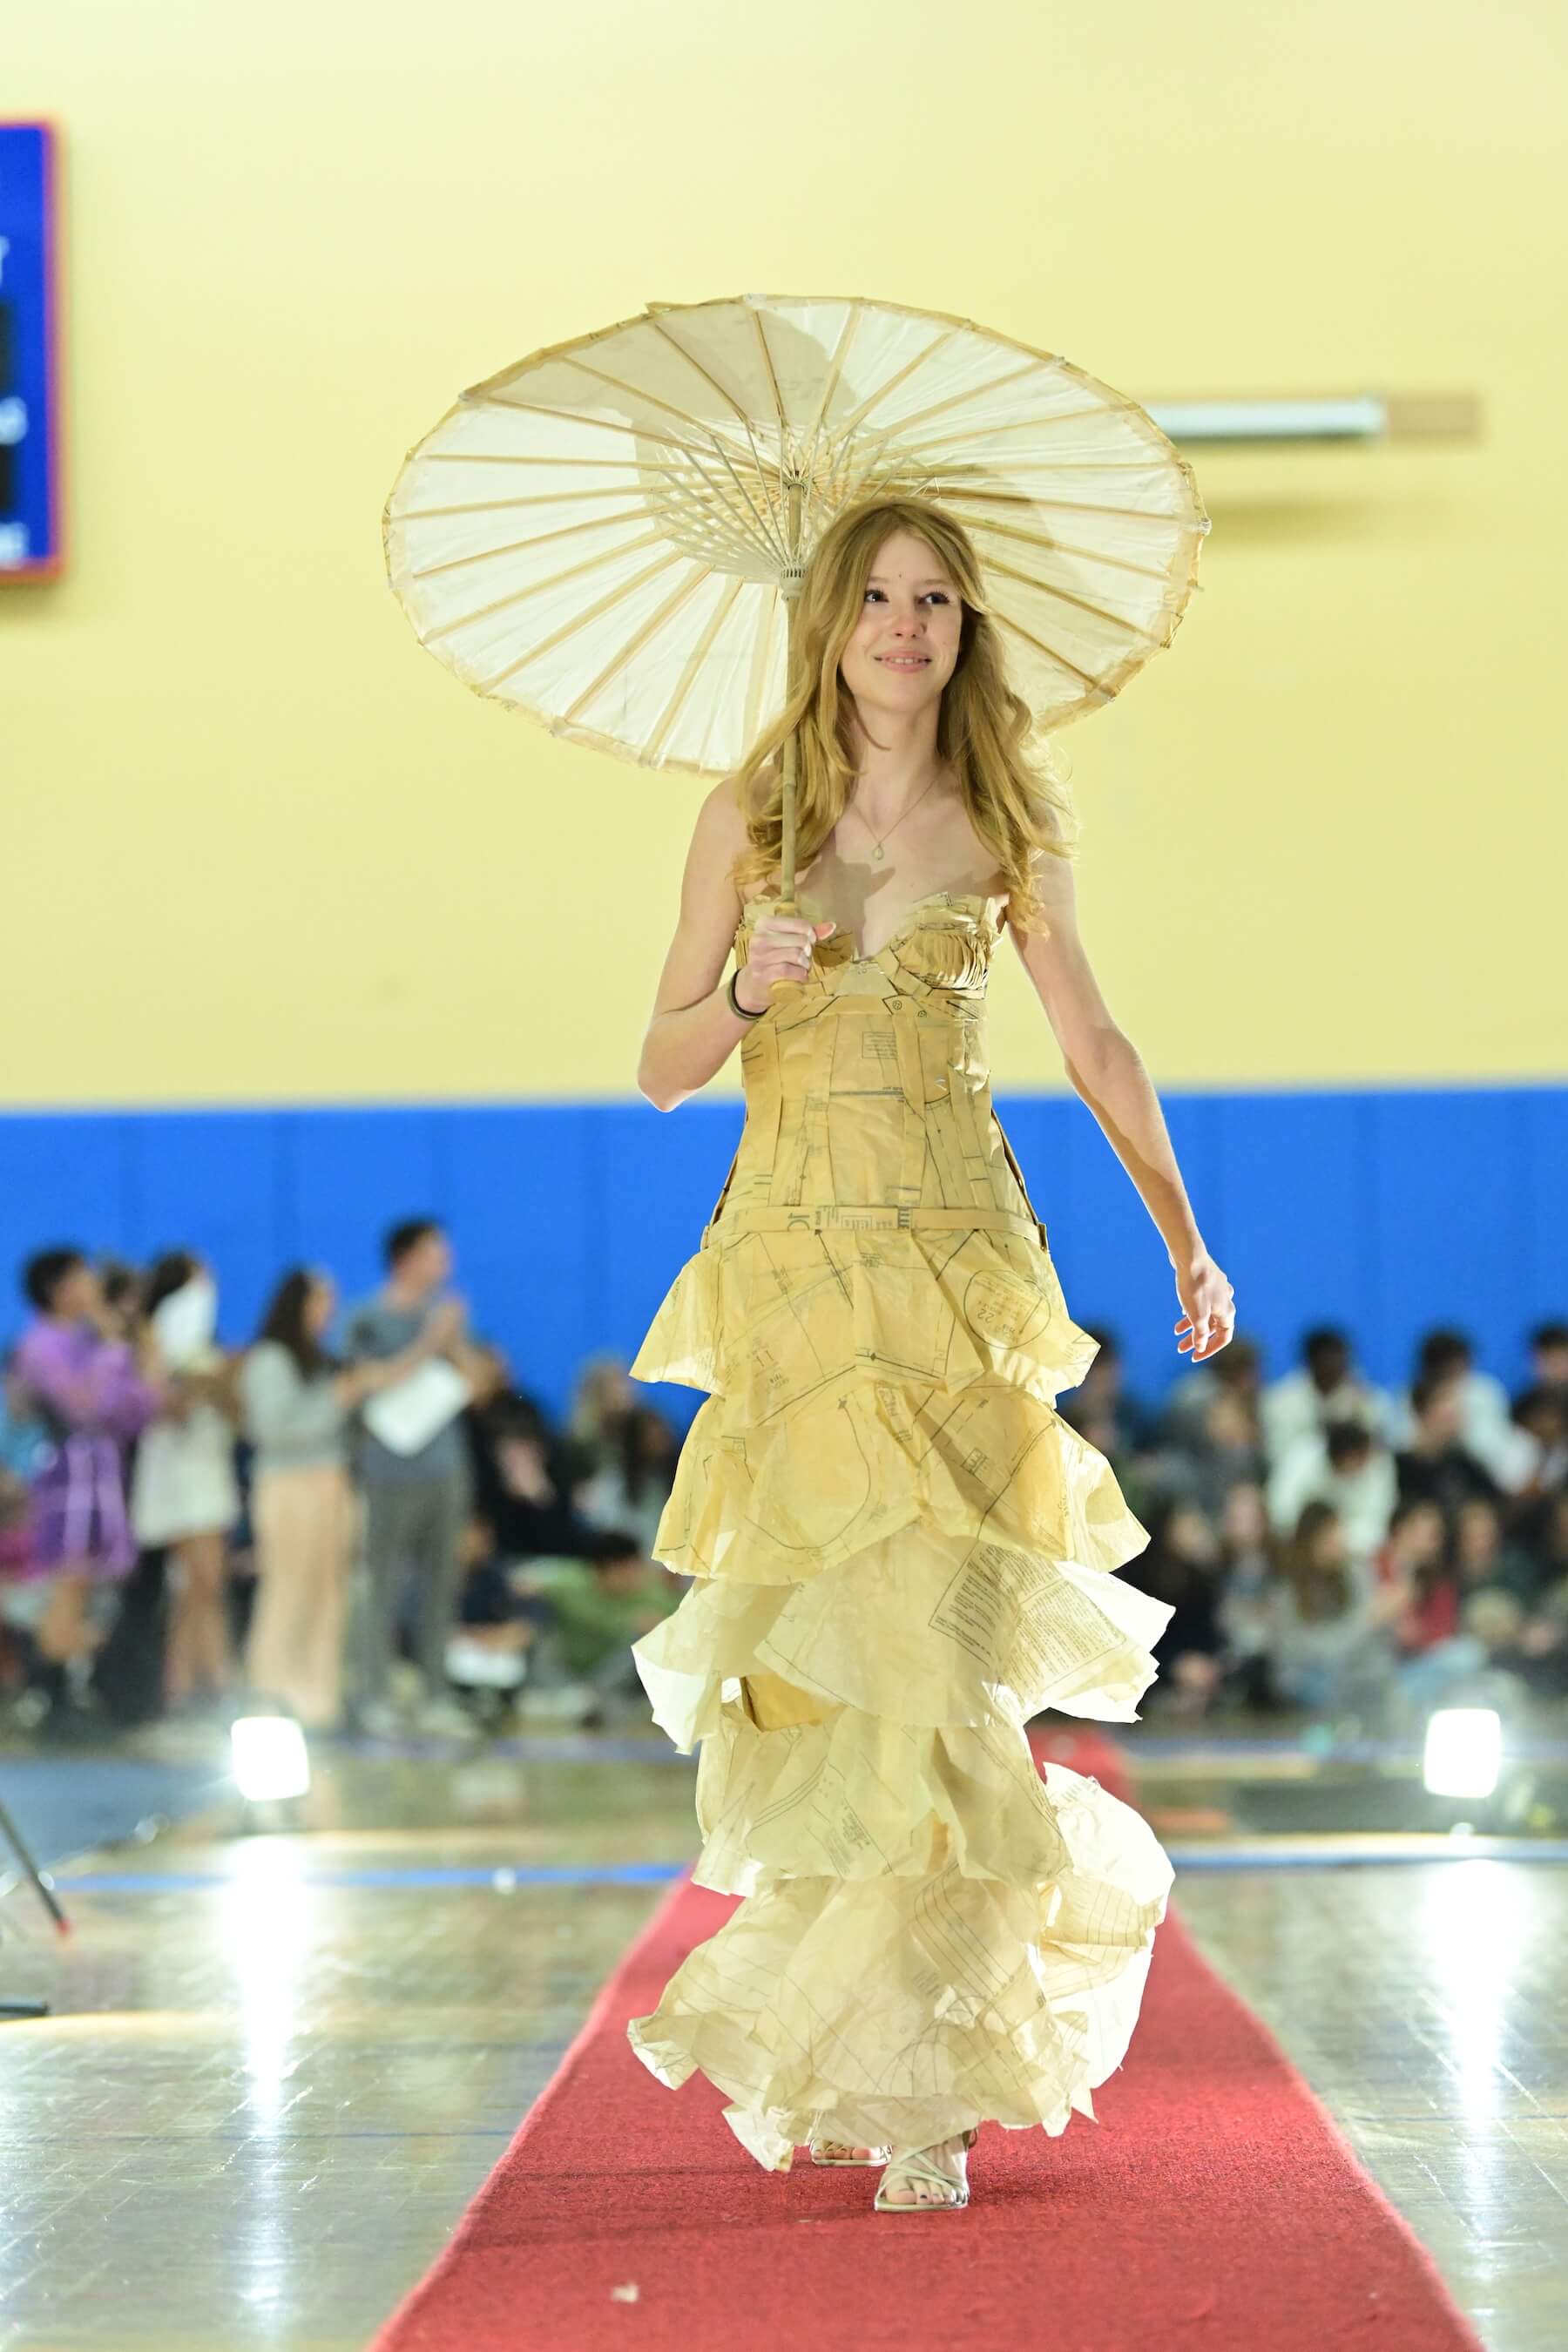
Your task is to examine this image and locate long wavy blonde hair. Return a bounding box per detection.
[727,496,1078,934]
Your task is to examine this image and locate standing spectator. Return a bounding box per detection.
[240,1267,442,1732]
[342,1219,497,1738]
[10,1248,166,1714]
[130,1251,243,1716]
[1265,1499,1399,1720]
[1266,1418,1397,1561]
[1396,1374,1504,1515]
[1388,1328,1539,1494]
[1260,1326,1392,1458]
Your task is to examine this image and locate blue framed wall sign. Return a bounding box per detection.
[0,121,63,580]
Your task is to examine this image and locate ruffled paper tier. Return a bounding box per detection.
[626,1753,1174,2171]
[630,1219,1103,1415]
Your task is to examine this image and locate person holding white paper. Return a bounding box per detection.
[342,1217,497,1737]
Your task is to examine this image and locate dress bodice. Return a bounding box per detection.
[704,890,1047,1243]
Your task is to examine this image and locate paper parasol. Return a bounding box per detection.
[383,291,1208,898]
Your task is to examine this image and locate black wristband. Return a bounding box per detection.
[727,967,763,1020]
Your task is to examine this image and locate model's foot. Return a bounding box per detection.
[810,2133,890,2164]
[875,2131,974,2208]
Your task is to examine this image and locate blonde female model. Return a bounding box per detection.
[624,494,1236,2212]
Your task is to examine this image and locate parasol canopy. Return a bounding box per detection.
[383,290,1209,792]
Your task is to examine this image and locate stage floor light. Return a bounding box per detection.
[1423,1707,1503,1801]
[230,1713,312,1803]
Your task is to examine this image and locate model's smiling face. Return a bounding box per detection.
[839,530,963,713]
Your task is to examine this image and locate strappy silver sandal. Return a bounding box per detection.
[808,2129,893,2166]
[873,2126,978,2212]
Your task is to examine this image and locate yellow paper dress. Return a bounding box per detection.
[625,887,1178,2170]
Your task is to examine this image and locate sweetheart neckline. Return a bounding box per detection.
[740,886,1009,965]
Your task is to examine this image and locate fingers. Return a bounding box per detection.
[1175,1310,1236,1362]
[753,915,821,983]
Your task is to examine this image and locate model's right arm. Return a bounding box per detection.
[635,775,760,1112]
[637,769,835,1110]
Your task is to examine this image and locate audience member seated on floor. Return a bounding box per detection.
[1266,1417,1398,1563]
[1138,1494,1228,1720]
[1212,1482,1282,1708]
[1055,1386,1156,1525]
[1388,1328,1541,1494]
[1372,1497,1455,1655]
[1159,1387,1267,1524]
[556,1351,642,1496]
[1509,1382,1567,1511]
[463,1362,590,1524]
[1524,1318,1568,1398]
[1059,1326,1161,1459]
[446,1400,665,1720]
[1395,1374,1507,1517]
[571,1403,681,1558]
[508,1551,686,1723]
[1452,1494,1544,1610]
[1154,1333,1265,1462]
[1264,1499,1401,1721]
[1517,1490,1568,1598]
[1259,1324,1394,1457]
[470,1402,652,1574]
[1467,1580,1568,1700]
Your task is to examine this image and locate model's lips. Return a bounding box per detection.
[877,654,930,667]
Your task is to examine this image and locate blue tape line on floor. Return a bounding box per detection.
[53,1861,691,1893]
[1169,1840,1568,1869]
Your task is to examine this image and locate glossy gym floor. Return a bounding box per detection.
[1,1718,1565,2352]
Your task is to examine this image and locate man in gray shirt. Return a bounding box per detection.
[343,1217,496,1737]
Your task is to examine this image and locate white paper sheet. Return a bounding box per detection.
[362,1357,472,1456]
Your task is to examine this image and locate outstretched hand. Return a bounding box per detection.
[1173,1251,1236,1362]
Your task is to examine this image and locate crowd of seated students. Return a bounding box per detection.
[1063,1320,1568,1725]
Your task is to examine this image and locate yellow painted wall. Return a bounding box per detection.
[5,2,1565,1107]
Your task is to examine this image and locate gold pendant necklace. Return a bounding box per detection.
[852,770,942,863]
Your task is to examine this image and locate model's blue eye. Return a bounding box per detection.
[864,588,950,604]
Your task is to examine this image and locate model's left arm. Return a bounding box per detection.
[1005,843,1236,1364]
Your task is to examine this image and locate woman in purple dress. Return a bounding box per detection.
[11,1247,167,1677]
